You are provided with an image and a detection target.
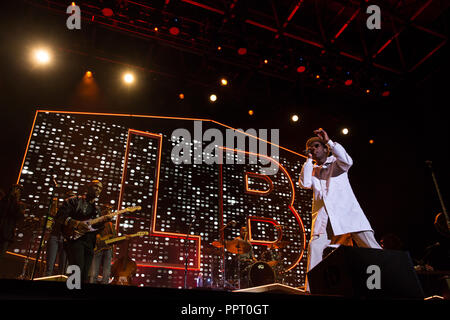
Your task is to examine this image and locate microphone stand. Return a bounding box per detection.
[183,215,196,289]
[426,161,449,231]
[31,175,58,280]
[219,223,227,289]
[218,221,234,289]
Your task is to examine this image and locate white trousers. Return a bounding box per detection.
[305,229,382,291]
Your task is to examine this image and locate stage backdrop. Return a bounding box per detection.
[13,110,312,288]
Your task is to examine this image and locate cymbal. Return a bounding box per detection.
[211,241,224,248]
[203,246,222,255]
[269,240,290,249]
[225,239,251,254]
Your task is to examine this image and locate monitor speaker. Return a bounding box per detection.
[307,246,424,299]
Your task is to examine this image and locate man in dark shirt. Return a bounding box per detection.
[0,184,25,258]
[55,179,110,283]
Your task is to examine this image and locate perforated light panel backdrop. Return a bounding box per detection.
[14,110,312,288]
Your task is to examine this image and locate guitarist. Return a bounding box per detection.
[55,179,111,283]
[89,204,116,284]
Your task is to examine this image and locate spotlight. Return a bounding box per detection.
[220,78,228,86]
[179,93,185,100]
[169,26,180,35]
[369,139,374,144]
[342,128,349,135]
[85,71,93,78]
[344,79,353,86]
[248,109,254,116]
[102,7,114,17]
[209,94,217,102]
[123,72,135,84]
[263,59,269,64]
[237,47,247,55]
[33,49,51,65]
[291,115,299,122]
[296,66,306,73]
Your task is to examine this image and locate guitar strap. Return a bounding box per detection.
[75,196,100,218]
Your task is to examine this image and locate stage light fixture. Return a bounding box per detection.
[179,93,185,100]
[342,128,349,135]
[296,66,306,73]
[220,78,228,86]
[85,71,93,78]
[123,72,135,84]
[169,17,181,36]
[248,110,254,116]
[33,49,51,65]
[209,94,217,102]
[169,26,180,36]
[102,7,114,17]
[237,47,247,55]
[291,115,299,122]
[344,79,352,86]
[263,59,269,64]
[369,139,374,144]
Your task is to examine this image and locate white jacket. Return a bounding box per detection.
[299,140,373,236]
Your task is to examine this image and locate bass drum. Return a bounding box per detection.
[248,261,275,287]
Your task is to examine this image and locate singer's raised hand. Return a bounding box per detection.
[313,128,330,143]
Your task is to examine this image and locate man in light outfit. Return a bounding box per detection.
[299,128,381,291]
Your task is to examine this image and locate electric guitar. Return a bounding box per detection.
[62,206,141,241]
[94,231,148,253]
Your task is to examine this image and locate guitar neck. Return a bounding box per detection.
[105,235,127,245]
[104,232,147,245]
[90,210,123,225]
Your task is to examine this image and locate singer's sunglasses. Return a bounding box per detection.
[308,143,323,149]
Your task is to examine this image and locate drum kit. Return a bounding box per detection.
[207,228,290,289]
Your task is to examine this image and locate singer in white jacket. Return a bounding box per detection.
[299,128,381,291]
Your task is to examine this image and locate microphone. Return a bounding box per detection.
[303,149,312,156]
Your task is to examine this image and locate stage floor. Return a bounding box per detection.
[0,278,447,318]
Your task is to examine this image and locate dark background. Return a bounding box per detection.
[0,0,448,268]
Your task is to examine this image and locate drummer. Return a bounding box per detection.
[234,226,256,287]
[235,226,255,264]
